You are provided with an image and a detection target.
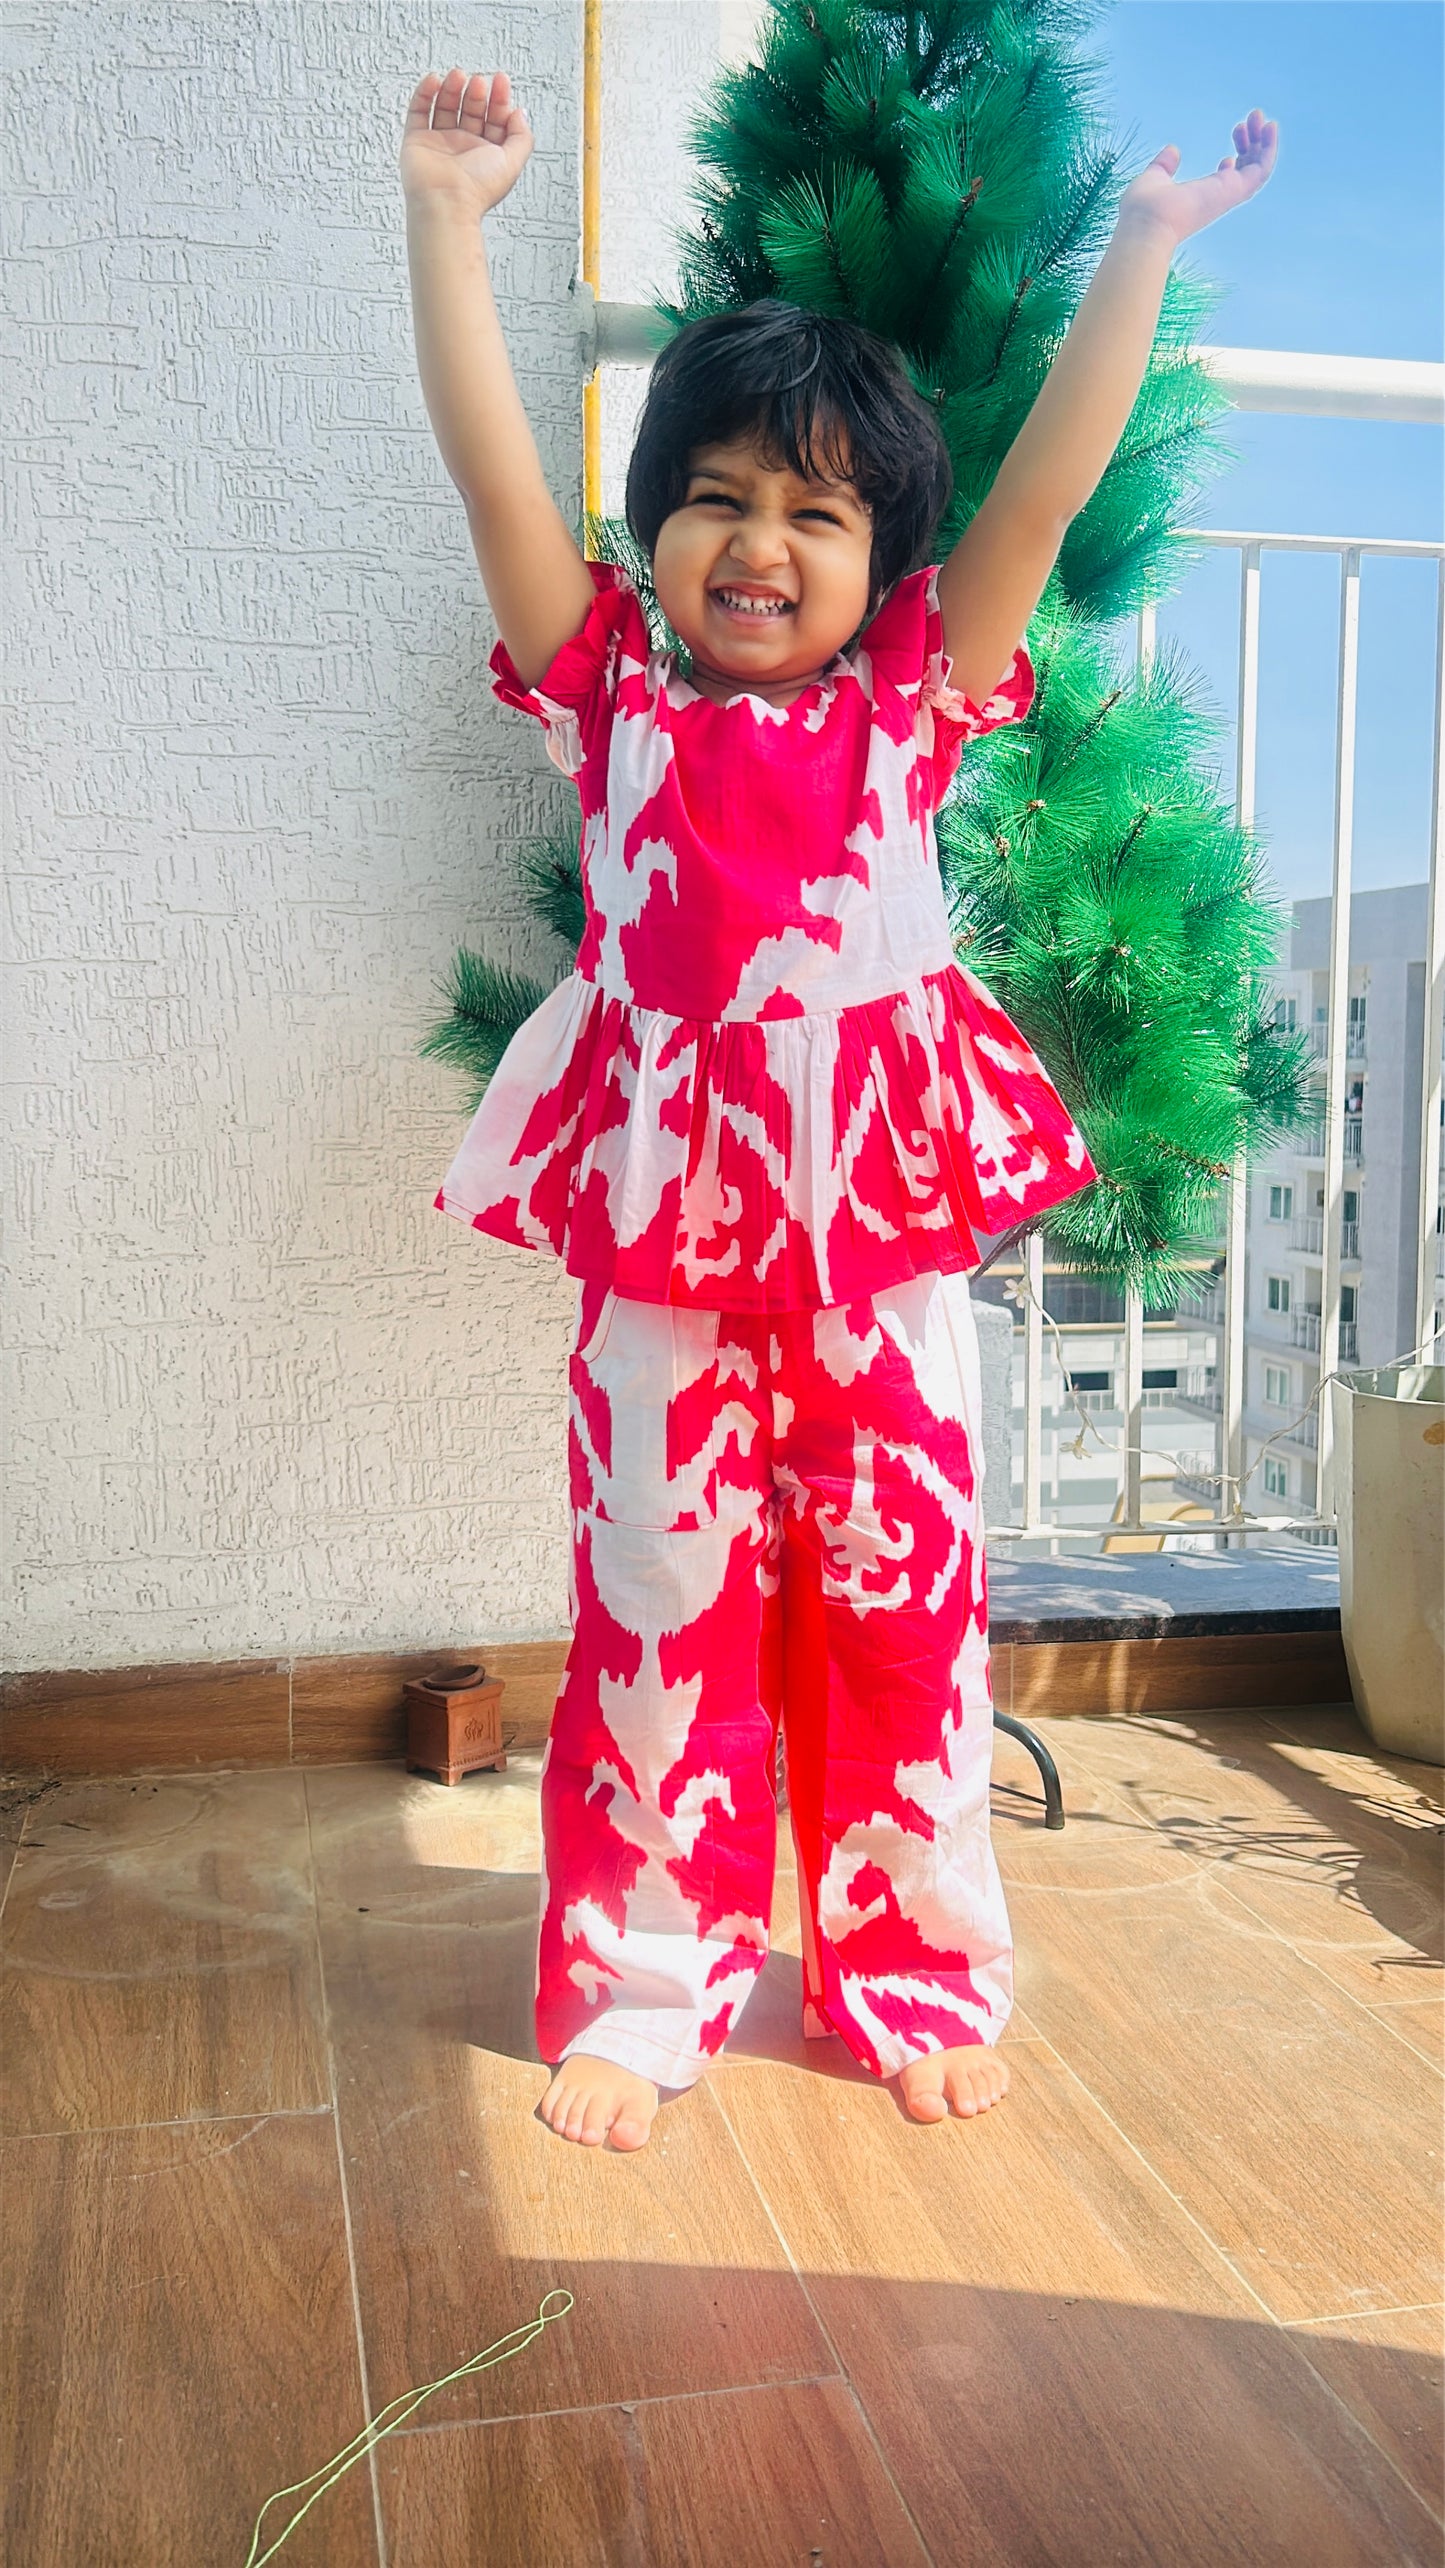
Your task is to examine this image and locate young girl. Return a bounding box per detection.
[402,67,1277,2151]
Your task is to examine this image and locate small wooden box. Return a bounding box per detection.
[404,1663,507,1786]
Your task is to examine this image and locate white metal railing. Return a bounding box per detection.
[1291,1310,1359,1363]
[591,305,1445,1544]
[1292,1216,1360,1258]
[1306,1023,1366,1060]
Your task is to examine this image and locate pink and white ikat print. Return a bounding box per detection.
[540,1268,1013,2089]
[435,558,1096,1312]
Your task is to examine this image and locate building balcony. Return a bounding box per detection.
[1290,1216,1361,1260]
[1304,1024,1367,1062]
[1292,1116,1364,1163]
[1171,1454,1220,1503]
[1289,1309,1358,1362]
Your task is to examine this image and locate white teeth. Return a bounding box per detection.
[714,589,789,616]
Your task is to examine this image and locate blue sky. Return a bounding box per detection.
[1094,2,1442,901]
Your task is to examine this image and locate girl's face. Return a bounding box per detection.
[650,433,874,705]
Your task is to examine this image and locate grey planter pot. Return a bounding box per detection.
[1329,1365,1445,1764]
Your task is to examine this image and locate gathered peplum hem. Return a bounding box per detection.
[435,965,1096,1314]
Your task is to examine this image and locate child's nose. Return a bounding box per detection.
[726,532,791,573]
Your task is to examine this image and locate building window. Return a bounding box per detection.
[1272,996,1297,1030]
[1142,1368,1177,1390]
[1264,1364,1290,1406]
[1267,1184,1293,1222]
[1340,1284,1357,1324]
[1266,1275,1291,1314]
[1067,1371,1110,1392]
[1263,1455,1289,1498]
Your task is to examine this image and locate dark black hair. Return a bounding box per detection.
[624,300,953,622]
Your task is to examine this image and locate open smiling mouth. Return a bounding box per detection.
[708,587,796,620]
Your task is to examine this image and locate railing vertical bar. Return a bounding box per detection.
[1122,1284,1144,1528]
[1022,1231,1044,1531]
[1317,547,1362,1515]
[1223,542,1263,1540]
[1416,556,1445,1355]
[1122,596,1156,1537]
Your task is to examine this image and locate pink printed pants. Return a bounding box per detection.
[540,1267,1013,2089]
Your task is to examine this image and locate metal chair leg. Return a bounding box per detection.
[993,1709,1066,1829]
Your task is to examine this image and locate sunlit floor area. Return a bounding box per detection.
[2,1699,1441,2566]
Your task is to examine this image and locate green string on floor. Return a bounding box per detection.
[243,2288,575,2564]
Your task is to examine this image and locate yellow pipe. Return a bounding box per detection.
[582,0,602,547]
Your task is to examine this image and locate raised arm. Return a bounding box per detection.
[936,111,1279,710]
[401,68,596,689]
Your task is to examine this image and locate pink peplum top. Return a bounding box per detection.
[434,557,1096,1311]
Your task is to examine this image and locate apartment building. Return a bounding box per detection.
[1243,881,1430,1524]
[973,1268,1224,1532]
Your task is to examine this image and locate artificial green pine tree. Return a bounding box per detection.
[424,0,1308,1305]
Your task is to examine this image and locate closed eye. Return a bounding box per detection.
[688,492,843,526]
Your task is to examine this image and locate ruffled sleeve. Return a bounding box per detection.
[488,558,651,780]
[860,564,1035,806]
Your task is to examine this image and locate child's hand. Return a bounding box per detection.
[1117,109,1278,246]
[400,68,533,214]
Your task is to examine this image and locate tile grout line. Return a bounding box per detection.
[387,2370,848,2441]
[1282,2334,1445,2534]
[1023,2033,1445,2534]
[2,2104,335,2147]
[703,2080,938,2568]
[1285,2300,1444,2331]
[300,1770,389,2568]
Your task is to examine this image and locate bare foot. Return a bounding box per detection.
[897,2045,1010,2124]
[538,2054,660,2151]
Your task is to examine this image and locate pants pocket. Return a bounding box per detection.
[569,1288,724,1531]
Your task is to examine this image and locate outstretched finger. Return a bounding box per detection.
[482,68,514,145]
[457,71,493,136]
[402,71,445,132]
[432,65,468,130]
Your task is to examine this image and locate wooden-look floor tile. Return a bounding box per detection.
[292,1640,566,1766]
[711,2044,1441,2566]
[379,2380,927,2566]
[1005,1865,1442,2322]
[1290,2304,1443,2521]
[0,1658,290,1775]
[1274,1704,1445,1811]
[1,2112,376,2566]
[1009,1629,1349,1718]
[1051,1707,1443,2014]
[1,1770,329,2136]
[990,1725,1202,1890]
[304,1765,836,2425]
[1374,1998,1445,2066]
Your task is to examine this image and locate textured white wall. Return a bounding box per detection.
[3,4,600,1668]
